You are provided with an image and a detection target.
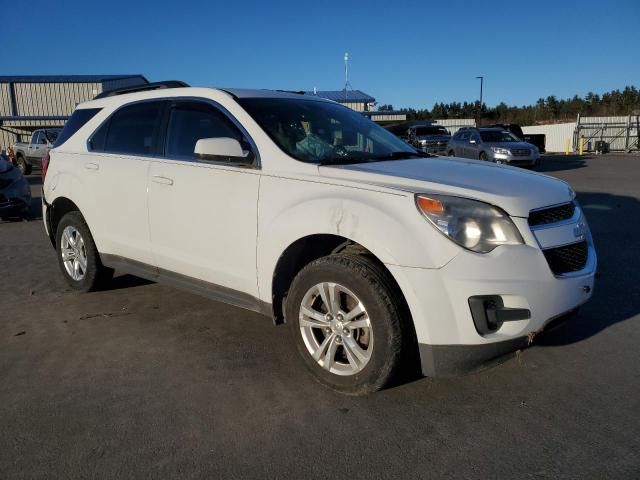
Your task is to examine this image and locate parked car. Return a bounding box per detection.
[13,128,61,175]
[447,127,540,167]
[485,123,546,153]
[0,153,31,220]
[386,122,451,155]
[42,82,596,394]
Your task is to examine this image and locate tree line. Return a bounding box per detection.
[377,85,640,125]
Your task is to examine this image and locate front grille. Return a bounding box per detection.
[511,148,531,156]
[528,202,575,226]
[543,241,588,275]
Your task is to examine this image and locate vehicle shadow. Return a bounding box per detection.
[99,274,154,291]
[536,154,588,172]
[536,191,640,346]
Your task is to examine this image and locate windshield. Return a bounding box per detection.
[479,130,520,142]
[415,126,449,137]
[237,98,418,164]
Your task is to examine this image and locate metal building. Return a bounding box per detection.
[0,75,148,151]
[305,89,376,112]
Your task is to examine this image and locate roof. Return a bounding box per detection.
[0,75,148,83]
[304,90,376,103]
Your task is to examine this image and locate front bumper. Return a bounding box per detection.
[419,143,449,155]
[387,240,596,377]
[492,152,539,166]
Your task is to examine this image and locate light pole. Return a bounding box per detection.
[475,76,483,124]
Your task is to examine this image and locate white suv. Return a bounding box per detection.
[42,82,596,394]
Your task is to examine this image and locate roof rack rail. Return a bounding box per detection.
[94,80,189,99]
[274,89,306,95]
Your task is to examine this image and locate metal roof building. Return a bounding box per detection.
[305,89,376,112]
[0,75,148,151]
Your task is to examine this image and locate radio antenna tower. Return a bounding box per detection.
[344,52,353,101]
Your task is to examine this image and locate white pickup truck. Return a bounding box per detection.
[13,128,61,174]
[41,83,596,395]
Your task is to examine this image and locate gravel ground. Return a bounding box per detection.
[1,154,639,479]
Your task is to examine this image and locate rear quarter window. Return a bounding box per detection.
[53,108,102,148]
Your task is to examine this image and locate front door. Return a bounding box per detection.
[147,100,260,297]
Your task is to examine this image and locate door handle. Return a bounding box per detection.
[84,162,99,171]
[152,175,173,186]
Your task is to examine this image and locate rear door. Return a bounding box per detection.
[456,131,470,157]
[147,99,260,296]
[84,100,167,265]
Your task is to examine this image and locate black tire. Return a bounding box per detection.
[448,150,455,156]
[16,155,31,175]
[55,211,113,291]
[479,151,488,161]
[286,254,413,395]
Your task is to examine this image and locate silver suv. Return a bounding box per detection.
[447,127,540,167]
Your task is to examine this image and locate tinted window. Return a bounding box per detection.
[470,132,480,143]
[54,108,101,147]
[166,102,244,159]
[31,132,40,144]
[459,131,470,141]
[480,130,520,142]
[98,101,164,155]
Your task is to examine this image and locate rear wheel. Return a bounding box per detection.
[286,254,411,395]
[16,155,31,175]
[55,211,113,291]
[448,150,455,156]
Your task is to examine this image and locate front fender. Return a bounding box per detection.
[257,175,459,302]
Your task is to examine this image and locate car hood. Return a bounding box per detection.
[318,156,572,217]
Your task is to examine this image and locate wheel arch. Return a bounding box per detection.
[270,234,412,328]
[47,196,82,248]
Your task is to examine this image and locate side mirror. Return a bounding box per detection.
[194,137,254,165]
[469,139,477,144]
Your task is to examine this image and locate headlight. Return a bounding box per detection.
[416,194,524,253]
[491,147,511,155]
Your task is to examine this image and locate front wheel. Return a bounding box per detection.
[286,254,412,395]
[448,150,455,157]
[479,152,489,161]
[55,211,113,291]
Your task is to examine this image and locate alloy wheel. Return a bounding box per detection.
[299,282,373,376]
[60,226,88,281]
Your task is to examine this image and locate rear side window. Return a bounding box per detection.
[54,108,101,147]
[165,101,246,159]
[91,101,165,155]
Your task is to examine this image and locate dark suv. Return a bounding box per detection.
[447,127,540,167]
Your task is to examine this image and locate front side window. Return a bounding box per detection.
[165,102,247,159]
[31,132,41,144]
[92,101,165,155]
[237,98,417,164]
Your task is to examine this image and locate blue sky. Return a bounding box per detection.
[5,0,638,109]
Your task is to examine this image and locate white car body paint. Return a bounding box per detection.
[43,86,596,377]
